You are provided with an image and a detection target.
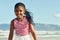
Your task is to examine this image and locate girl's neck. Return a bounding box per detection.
[17,16,24,22]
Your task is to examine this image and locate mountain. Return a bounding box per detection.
[34,23,60,31]
[0,24,10,30]
[0,23,60,31]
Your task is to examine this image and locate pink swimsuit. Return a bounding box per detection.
[14,17,30,36]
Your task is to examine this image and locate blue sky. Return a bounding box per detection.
[0,0,60,25]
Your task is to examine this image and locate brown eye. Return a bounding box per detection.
[20,10,22,12]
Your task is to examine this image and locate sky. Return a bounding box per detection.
[0,0,60,25]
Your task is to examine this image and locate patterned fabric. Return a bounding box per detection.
[14,17,30,36]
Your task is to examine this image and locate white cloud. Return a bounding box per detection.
[54,14,60,18]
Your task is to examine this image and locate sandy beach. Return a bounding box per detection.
[38,37,60,40]
[0,37,60,40]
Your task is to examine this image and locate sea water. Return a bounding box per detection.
[0,30,60,40]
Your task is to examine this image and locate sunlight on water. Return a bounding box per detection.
[0,30,60,40]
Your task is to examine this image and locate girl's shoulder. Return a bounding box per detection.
[10,18,17,27]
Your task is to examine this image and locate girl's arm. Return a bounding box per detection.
[30,23,38,40]
[8,20,14,40]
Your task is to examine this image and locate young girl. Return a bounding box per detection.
[8,2,37,40]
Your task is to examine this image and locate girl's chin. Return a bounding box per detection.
[17,17,21,19]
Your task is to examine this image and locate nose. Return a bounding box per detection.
[18,11,21,14]
[15,11,21,15]
[15,10,23,15]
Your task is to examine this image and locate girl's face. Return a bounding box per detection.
[15,6,25,19]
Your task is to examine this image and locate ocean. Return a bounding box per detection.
[0,30,60,40]
[0,24,60,40]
